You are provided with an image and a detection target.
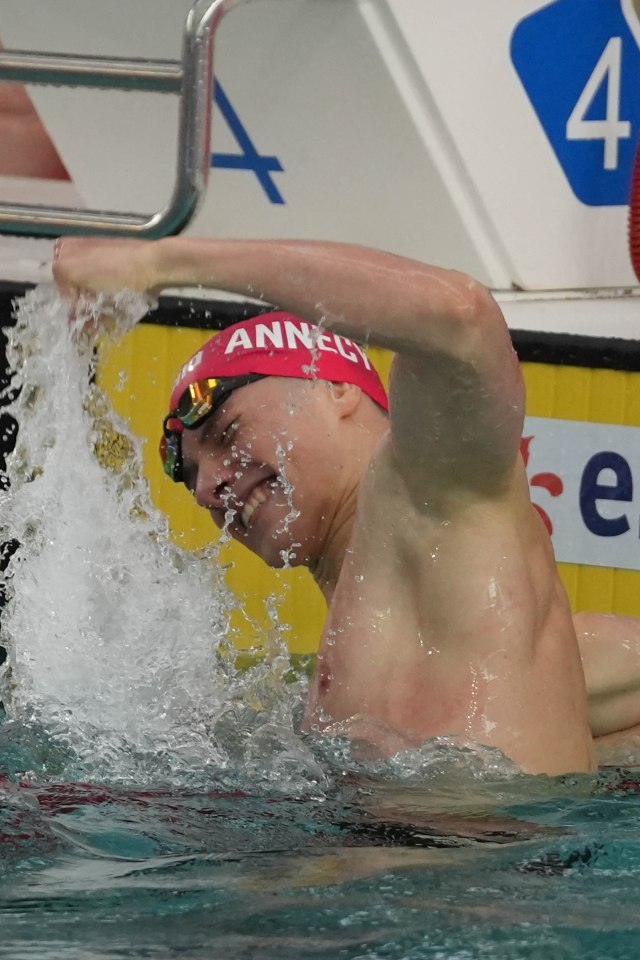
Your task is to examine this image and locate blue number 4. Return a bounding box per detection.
[211,81,285,205]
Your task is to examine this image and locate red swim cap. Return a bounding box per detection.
[160,312,388,482]
[168,311,389,416]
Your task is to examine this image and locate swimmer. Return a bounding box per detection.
[53,236,596,776]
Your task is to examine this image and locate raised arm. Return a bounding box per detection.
[54,237,525,501]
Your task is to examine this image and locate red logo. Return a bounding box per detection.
[520,436,563,534]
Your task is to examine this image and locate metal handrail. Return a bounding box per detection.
[0,0,243,238]
[0,52,183,93]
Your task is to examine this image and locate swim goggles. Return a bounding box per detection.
[160,373,264,483]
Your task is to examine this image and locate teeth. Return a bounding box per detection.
[241,482,270,528]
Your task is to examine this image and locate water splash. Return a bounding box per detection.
[0,286,318,788]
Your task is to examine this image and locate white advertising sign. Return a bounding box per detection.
[523,415,640,570]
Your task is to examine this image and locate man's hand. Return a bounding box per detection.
[52,237,161,303]
[52,237,156,336]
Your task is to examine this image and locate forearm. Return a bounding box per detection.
[150,236,499,355]
[54,234,506,366]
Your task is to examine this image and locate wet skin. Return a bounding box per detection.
[180,374,595,775]
[180,377,368,575]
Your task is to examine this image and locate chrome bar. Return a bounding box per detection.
[0,51,183,93]
[0,0,244,238]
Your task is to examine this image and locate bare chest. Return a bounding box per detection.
[303,503,552,745]
[304,543,480,742]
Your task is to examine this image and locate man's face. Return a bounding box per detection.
[180,377,348,569]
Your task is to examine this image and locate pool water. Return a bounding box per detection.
[2,288,640,959]
[2,717,640,960]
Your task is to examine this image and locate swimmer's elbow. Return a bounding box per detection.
[454,280,505,343]
[417,274,507,363]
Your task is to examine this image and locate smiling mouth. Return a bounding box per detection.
[240,476,279,529]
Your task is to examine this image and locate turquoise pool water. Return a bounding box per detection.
[3,290,640,959]
[2,715,640,960]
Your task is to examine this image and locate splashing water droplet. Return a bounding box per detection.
[0,286,318,789]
